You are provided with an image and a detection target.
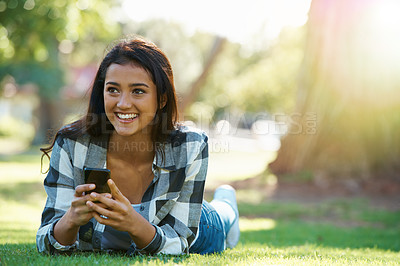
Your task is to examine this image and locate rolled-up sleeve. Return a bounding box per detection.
[36,136,77,254]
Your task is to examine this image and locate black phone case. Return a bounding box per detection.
[84,167,111,193]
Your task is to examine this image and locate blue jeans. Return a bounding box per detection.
[189,201,226,254]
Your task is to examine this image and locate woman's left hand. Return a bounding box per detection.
[87,179,156,248]
[86,179,138,233]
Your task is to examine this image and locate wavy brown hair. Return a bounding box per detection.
[41,37,178,170]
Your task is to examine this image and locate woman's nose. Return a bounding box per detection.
[117,93,132,109]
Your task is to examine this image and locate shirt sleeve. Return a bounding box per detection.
[36,135,78,254]
[137,131,208,255]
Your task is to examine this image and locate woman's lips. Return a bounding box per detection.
[115,112,138,123]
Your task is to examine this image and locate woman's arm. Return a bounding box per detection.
[36,136,98,254]
[36,136,78,254]
[53,184,97,245]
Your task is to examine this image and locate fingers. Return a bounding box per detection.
[87,200,113,218]
[87,192,115,209]
[89,193,112,209]
[87,191,130,220]
[107,179,129,203]
[69,195,94,226]
[71,194,91,207]
[75,184,95,197]
[91,210,114,226]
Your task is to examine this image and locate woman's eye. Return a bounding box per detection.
[106,87,119,93]
[133,89,145,94]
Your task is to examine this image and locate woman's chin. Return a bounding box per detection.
[113,128,137,137]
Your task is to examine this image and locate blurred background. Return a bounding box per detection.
[1,0,400,206]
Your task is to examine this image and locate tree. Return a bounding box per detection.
[177,36,226,117]
[269,0,400,182]
[0,0,120,144]
[225,27,305,114]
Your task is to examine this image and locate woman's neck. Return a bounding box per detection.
[108,131,155,164]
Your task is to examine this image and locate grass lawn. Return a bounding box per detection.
[1,147,400,265]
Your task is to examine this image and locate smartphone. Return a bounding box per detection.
[84,167,111,194]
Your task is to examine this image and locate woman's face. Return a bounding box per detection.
[104,63,158,138]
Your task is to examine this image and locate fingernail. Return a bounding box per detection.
[89,184,95,189]
[87,201,93,206]
[91,192,97,197]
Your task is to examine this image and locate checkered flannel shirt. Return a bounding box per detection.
[36,126,208,255]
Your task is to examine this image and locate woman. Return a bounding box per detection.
[36,37,239,255]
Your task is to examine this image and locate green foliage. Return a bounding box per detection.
[198,26,306,116]
[0,0,121,99]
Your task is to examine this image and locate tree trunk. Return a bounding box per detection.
[269,0,400,180]
[32,97,65,145]
[178,36,226,118]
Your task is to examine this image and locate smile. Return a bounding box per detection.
[116,113,138,120]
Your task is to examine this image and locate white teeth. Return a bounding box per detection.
[116,113,138,119]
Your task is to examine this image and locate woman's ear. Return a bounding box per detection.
[160,93,167,109]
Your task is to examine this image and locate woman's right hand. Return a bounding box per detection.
[54,184,107,245]
[66,184,97,227]
[54,184,111,245]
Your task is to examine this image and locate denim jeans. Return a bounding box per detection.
[189,201,227,254]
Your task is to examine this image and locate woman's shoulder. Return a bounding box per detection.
[169,124,208,147]
[160,125,208,168]
[54,125,92,151]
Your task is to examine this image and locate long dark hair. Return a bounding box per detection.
[41,36,179,169]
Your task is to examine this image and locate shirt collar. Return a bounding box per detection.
[85,133,177,171]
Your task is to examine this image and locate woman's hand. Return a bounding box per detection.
[54,183,110,245]
[86,179,137,232]
[68,184,112,226]
[86,179,156,248]
[65,184,96,226]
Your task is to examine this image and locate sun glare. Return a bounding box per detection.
[370,2,400,49]
[240,218,276,232]
[366,1,400,75]
[121,0,311,45]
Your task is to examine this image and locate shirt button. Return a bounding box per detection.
[140,206,145,211]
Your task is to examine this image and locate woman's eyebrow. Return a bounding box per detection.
[105,81,119,86]
[129,83,149,88]
[105,81,149,88]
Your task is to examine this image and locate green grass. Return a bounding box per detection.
[238,199,400,227]
[1,147,400,265]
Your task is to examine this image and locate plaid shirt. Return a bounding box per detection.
[36,126,208,255]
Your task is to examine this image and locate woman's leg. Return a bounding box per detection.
[189,185,240,254]
[210,185,240,248]
[189,200,226,254]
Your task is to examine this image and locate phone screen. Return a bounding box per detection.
[84,167,111,194]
